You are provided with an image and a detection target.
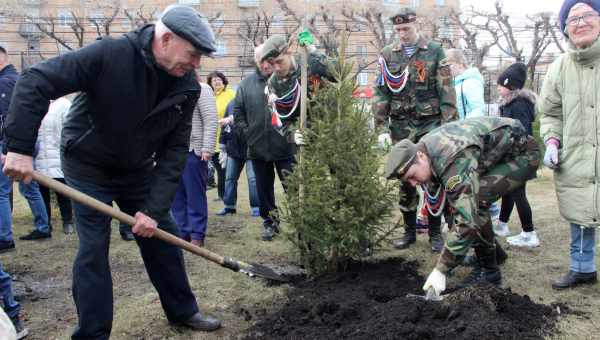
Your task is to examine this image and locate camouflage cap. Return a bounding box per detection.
[261,35,289,62]
[384,139,417,179]
[390,7,417,25]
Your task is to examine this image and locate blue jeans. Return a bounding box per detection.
[0,263,19,320]
[0,168,49,241]
[171,152,208,241]
[570,223,596,273]
[223,157,259,210]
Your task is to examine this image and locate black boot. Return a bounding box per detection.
[172,311,221,332]
[479,246,502,286]
[552,271,597,290]
[428,215,443,253]
[392,211,417,249]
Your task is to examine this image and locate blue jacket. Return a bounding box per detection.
[0,64,19,141]
[454,67,485,120]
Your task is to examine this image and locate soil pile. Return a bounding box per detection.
[244,258,562,340]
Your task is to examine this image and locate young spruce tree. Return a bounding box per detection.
[281,42,398,275]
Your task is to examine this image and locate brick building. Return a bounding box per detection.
[0,0,459,87]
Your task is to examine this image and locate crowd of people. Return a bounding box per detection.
[0,0,598,338]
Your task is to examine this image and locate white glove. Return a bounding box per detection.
[423,268,446,297]
[294,129,306,146]
[543,143,559,169]
[377,133,391,150]
[218,151,227,169]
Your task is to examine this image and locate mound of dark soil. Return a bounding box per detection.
[244,258,562,340]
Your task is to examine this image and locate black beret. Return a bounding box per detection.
[161,5,217,55]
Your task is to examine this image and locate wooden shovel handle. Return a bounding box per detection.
[31,171,226,266]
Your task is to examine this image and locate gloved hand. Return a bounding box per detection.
[218,151,227,169]
[294,129,305,146]
[377,133,391,150]
[543,141,559,169]
[423,268,446,297]
[298,30,314,47]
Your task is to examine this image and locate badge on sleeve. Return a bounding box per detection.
[445,175,462,192]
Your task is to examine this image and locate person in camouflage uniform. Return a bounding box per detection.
[373,7,457,252]
[384,117,540,294]
[253,34,333,240]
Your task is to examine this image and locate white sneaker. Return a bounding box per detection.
[493,221,510,237]
[507,231,540,248]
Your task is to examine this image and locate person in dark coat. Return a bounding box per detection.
[2,5,223,338]
[496,62,539,248]
[216,101,260,216]
[234,44,294,241]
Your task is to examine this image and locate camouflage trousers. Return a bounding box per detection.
[440,135,540,271]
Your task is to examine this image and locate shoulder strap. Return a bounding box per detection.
[461,81,467,118]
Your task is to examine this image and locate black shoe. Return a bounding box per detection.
[11,317,28,340]
[216,208,236,216]
[392,231,416,249]
[63,223,74,235]
[173,312,221,332]
[552,271,597,290]
[429,234,443,253]
[120,230,135,241]
[0,240,15,254]
[457,267,502,288]
[19,230,51,241]
[261,225,277,241]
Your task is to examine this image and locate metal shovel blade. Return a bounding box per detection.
[240,262,289,283]
[406,287,445,301]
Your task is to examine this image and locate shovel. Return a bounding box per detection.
[31,171,288,283]
[406,287,446,302]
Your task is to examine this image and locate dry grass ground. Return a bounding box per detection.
[2,168,599,339]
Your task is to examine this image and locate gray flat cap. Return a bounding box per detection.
[160,5,217,55]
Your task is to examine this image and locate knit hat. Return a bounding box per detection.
[559,0,600,36]
[497,63,527,90]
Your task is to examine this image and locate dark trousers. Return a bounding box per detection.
[211,153,225,200]
[64,163,198,340]
[39,177,73,228]
[252,158,294,225]
[499,183,533,232]
[171,152,209,241]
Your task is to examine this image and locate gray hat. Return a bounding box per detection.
[384,139,417,179]
[160,5,216,55]
[390,7,417,25]
[260,35,289,62]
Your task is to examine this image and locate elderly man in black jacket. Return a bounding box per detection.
[3,5,222,339]
[235,44,295,241]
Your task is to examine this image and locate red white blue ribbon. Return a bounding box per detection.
[421,184,446,217]
[377,56,409,93]
[267,80,300,128]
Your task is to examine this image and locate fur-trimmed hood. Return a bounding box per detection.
[498,88,538,108]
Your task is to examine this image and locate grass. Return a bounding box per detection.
[3,168,600,339]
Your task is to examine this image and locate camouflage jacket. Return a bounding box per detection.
[373,36,457,141]
[420,117,536,272]
[267,51,332,122]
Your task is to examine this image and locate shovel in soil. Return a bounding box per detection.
[406,287,446,302]
[32,171,288,283]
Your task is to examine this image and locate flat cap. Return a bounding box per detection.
[161,5,216,55]
[384,139,417,180]
[261,35,289,62]
[390,7,417,25]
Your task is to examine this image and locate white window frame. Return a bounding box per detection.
[357,72,368,86]
[215,40,226,56]
[178,0,201,5]
[57,8,73,27]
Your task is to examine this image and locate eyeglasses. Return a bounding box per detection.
[566,12,600,27]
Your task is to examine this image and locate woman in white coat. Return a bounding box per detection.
[35,96,74,234]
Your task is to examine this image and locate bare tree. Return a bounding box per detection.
[124,4,156,29]
[341,7,394,52]
[276,0,349,56]
[88,3,121,37]
[449,8,498,70]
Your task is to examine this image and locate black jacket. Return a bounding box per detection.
[219,101,247,160]
[0,64,19,142]
[234,69,295,161]
[5,25,200,220]
[499,89,536,136]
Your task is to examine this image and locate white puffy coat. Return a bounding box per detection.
[35,97,70,178]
